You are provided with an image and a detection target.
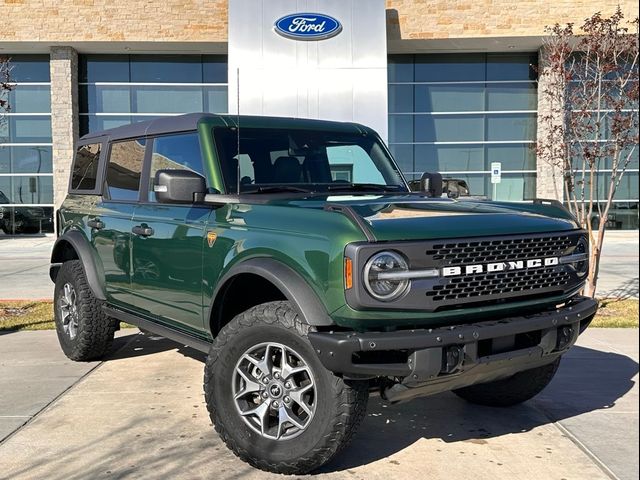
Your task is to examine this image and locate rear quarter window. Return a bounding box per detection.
[71,143,102,191]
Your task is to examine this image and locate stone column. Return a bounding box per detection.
[49,46,79,214]
[535,46,565,201]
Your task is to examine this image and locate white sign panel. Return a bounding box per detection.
[491,162,502,184]
[228,0,388,141]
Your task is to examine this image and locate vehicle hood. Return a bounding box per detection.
[273,194,580,241]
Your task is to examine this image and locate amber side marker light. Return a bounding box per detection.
[344,257,353,289]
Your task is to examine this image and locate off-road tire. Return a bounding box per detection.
[453,357,561,407]
[204,301,368,475]
[54,260,118,361]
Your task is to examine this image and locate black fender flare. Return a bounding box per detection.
[50,230,106,301]
[209,258,334,327]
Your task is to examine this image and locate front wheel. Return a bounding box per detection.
[453,357,561,407]
[204,301,368,474]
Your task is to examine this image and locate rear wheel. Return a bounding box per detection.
[54,260,118,361]
[453,357,561,407]
[204,301,368,474]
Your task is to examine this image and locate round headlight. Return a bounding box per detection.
[363,251,410,301]
[574,237,589,276]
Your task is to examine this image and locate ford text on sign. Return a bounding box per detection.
[274,13,342,40]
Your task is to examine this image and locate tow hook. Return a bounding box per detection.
[442,345,464,374]
[556,325,574,350]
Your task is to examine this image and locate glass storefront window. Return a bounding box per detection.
[486,53,537,81]
[0,116,52,143]
[432,173,537,201]
[130,55,204,83]
[413,53,486,82]
[0,146,53,174]
[6,85,51,113]
[412,144,536,174]
[486,83,537,110]
[79,54,228,136]
[0,206,54,235]
[486,113,537,141]
[6,55,50,82]
[414,84,485,112]
[414,114,485,143]
[0,175,53,205]
[388,53,538,197]
[565,67,639,228]
[81,85,131,113]
[0,55,52,236]
[79,54,129,83]
[588,202,639,230]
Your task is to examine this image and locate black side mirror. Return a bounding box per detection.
[420,172,443,198]
[407,179,421,192]
[443,179,470,199]
[153,169,206,204]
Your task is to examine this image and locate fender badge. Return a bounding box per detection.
[207,231,218,248]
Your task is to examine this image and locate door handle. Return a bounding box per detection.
[132,225,154,237]
[87,219,105,230]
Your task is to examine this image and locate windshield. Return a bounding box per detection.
[213,127,408,194]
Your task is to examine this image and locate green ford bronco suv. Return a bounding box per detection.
[50,113,597,474]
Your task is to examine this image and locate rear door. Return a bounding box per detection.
[91,138,146,307]
[129,132,211,333]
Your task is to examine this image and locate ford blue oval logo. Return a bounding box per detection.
[274,13,342,41]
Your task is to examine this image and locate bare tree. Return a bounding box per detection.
[537,8,639,297]
[0,55,12,125]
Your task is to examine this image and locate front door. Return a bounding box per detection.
[129,132,211,333]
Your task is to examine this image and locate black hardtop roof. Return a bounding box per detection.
[79,113,373,143]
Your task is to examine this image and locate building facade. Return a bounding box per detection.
[1,0,638,235]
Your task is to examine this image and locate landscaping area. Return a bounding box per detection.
[1,299,638,332]
[0,301,135,331]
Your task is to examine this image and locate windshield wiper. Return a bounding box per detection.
[326,183,405,193]
[242,185,314,194]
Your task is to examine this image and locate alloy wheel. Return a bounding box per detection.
[232,342,317,440]
[59,283,79,340]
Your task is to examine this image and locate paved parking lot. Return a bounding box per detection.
[0,328,637,480]
[0,236,53,300]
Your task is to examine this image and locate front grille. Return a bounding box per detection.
[345,230,587,312]
[426,267,572,302]
[426,235,573,265]
[420,232,584,310]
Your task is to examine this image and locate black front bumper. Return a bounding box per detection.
[308,296,598,402]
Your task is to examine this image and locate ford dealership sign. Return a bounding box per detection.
[274,13,342,41]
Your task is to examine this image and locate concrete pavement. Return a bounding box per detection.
[0,236,54,300]
[597,231,639,298]
[0,330,133,442]
[0,328,637,480]
[1,231,637,300]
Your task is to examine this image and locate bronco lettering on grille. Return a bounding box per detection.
[441,257,560,277]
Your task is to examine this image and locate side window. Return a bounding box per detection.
[105,138,146,201]
[71,143,101,191]
[148,132,204,202]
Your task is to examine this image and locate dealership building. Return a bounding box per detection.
[1,0,638,235]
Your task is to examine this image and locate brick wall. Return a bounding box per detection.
[1,1,636,43]
[1,0,228,42]
[386,0,638,39]
[50,47,78,210]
